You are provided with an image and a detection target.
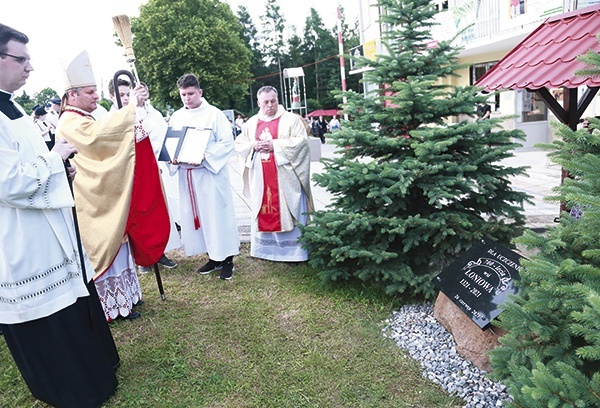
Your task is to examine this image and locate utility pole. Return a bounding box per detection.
[337,3,349,120]
[278,56,285,109]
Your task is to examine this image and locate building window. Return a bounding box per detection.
[516,89,548,123]
[510,0,527,18]
[470,61,500,110]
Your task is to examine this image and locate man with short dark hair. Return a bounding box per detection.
[316,115,327,143]
[107,77,132,106]
[168,73,239,280]
[0,23,119,407]
[235,86,314,262]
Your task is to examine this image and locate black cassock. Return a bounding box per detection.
[0,281,119,408]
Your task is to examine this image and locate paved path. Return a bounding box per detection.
[228,141,561,242]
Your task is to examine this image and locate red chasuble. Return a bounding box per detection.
[126,136,170,266]
[256,119,282,232]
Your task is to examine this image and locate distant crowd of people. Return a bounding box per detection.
[303,114,341,144]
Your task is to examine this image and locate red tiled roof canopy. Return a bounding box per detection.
[307,109,342,117]
[476,4,600,91]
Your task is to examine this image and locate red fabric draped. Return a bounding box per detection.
[126,137,170,266]
[256,119,282,232]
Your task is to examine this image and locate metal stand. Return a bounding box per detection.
[153,264,166,301]
[65,159,88,284]
[283,67,307,117]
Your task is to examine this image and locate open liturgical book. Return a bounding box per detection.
[158,126,212,164]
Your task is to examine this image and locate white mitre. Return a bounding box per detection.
[61,50,96,93]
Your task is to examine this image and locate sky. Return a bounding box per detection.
[2,0,359,98]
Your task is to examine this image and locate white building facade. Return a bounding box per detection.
[354,0,600,147]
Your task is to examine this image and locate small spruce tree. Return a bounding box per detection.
[490,36,600,408]
[489,118,600,408]
[299,0,530,299]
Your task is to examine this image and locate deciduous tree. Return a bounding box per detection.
[14,91,33,114]
[33,87,59,109]
[131,0,252,111]
[258,0,286,95]
[301,8,338,106]
[237,5,266,114]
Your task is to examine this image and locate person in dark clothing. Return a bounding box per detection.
[478,103,492,120]
[310,116,319,137]
[316,115,327,143]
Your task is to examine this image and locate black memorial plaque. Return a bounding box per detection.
[433,237,523,329]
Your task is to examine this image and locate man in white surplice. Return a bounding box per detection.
[168,74,239,280]
[235,86,314,262]
[0,23,119,407]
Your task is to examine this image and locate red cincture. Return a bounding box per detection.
[186,169,201,230]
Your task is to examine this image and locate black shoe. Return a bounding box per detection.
[138,265,151,274]
[134,300,144,307]
[198,259,223,275]
[219,260,234,280]
[125,311,141,320]
[158,254,178,269]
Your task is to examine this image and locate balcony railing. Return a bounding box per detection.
[431,0,564,47]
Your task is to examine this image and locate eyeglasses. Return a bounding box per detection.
[0,51,30,65]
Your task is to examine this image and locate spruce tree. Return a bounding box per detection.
[489,37,600,407]
[302,8,339,107]
[489,118,600,407]
[299,0,530,299]
[259,0,286,91]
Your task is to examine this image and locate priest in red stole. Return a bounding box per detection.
[235,85,313,262]
[56,51,169,321]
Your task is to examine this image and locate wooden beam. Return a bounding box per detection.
[563,87,580,130]
[533,86,599,130]
[535,87,567,124]
[577,86,600,119]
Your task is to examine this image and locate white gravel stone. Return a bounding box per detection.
[382,303,512,408]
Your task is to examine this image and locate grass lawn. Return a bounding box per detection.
[0,243,461,407]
